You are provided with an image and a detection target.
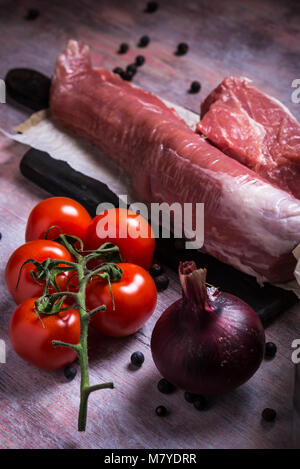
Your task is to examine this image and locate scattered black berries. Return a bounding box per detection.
[155,405,167,416]
[113,67,133,81]
[135,55,145,66]
[138,35,150,48]
[262,408,277,422]
[157,378,175,394]
[145,1,159,13]
[64,364,77,381]
[149,263,164,278]
[114,62,142,82]
[25,8,40,20]
[113,67,123,76]
[126,64,137,75]
[265,342,277,359]
[154,274,169,292]
[193,396,208,411]
[184,392,209,410]
[184,391,198,403]
[189,81,201,94]
[131,351,145,367]
[175,42,189,56]
[118,43,129,54]
[122,71,134,81]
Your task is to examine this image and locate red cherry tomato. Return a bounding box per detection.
[5,240,76,304]
[86,263,157,337]
[25,197,92,243]
[85,208,155,270]
[9,297,80,370]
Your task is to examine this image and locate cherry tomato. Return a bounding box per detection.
[86,263,157,337]
[5,239,75,304]
[85,208,155,270]
[25,197,92,243]
[9,297,80,370]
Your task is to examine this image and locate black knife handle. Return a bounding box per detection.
[5,68,51,111]
[20,149,121,216]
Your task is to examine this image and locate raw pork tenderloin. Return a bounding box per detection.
[50,41,300,284]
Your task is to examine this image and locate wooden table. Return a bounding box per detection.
[0,0,300,449]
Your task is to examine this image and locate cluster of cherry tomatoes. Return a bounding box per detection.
[6,197,157,370]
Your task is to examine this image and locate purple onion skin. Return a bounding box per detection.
[151,266,265,396]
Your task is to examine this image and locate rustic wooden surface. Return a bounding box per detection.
[0,0,300,449]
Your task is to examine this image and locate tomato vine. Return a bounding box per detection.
[20,234,123,431]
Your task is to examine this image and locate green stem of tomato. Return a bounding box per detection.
[76,263,90,431]
[42,238,122,432]
[75,262,114,432]
[52,259,115,432]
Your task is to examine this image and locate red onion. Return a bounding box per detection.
[151,261,265,395]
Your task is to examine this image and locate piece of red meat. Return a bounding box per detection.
[50,41,300,284]
[197,77,300,199]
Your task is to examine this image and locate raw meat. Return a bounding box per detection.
[197,77,300,199]
[50,41,300,284]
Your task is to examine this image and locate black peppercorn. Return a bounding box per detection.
[138,35,150,48]
[113,67,124,76]
[155,405,167,416]
[193,396,208,411]
[154,274,169,292]
[135,55,145,66]
[118,43,129,54]
[184,391,198,403]
[121,70,134,81]
[189,81,201,94]
[265,342,277,359]
[262,408,277,422]
[126,64,137,75]
[157,378,175,394]
[64,364,77,381]
[131,351,145,367]
[25,8,40,20]
[145,2,159,13]
[175,42,189,56]
[149,263,164,278]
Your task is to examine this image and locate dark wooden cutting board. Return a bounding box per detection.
[20,148,298,326]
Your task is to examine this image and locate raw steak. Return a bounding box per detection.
[197,77,300,199]
[50,41,300,284]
